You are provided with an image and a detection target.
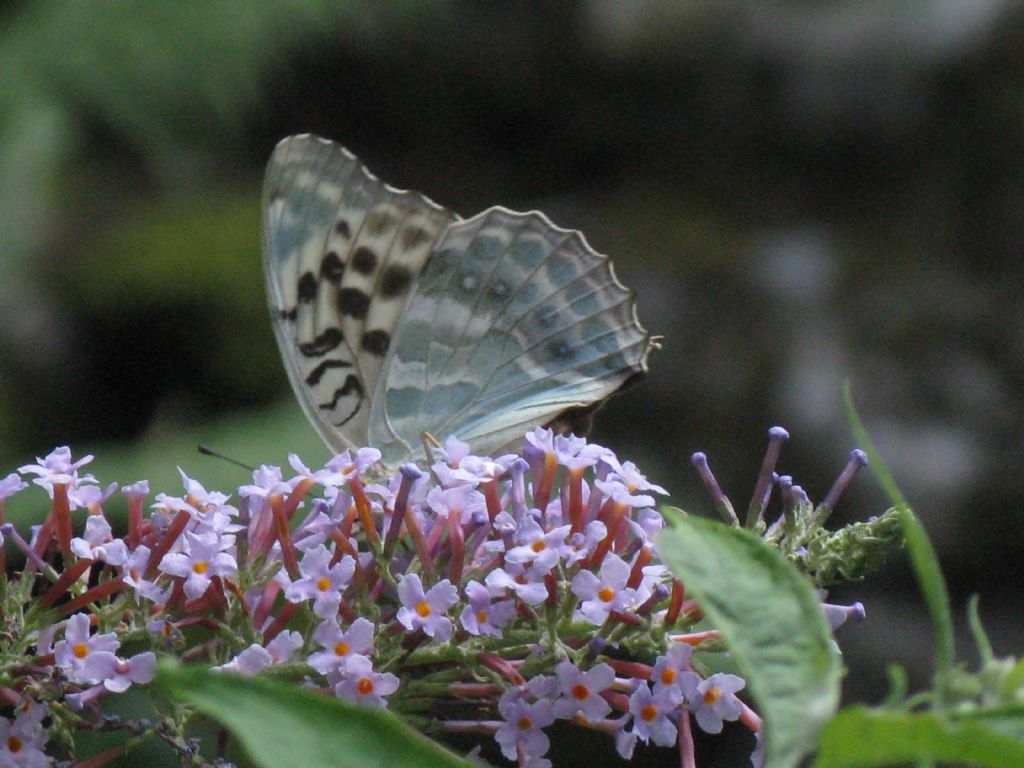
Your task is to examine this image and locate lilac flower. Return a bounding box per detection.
[651,643,693,692]
[459,581,515,637]
[333,654,399,708]
[495,690,555,763]
[80,651,157,692]
[505,521,570,574]
[570,553,642,624]
[320,448,382,485]
[307,618,375,674]
[283,544,356,618]
[69,515,128,566]
[552,661,614,722]
[178,469,231,508]
[396,574,458,642]
[593,477,656,511]
[19,446,96,494]
[0,472,28,501]
[485,562,548,606]
[552,434,606,471]
[121,480,149,500]
[54,614,119,684]
[425,485,487,525]
[629,683,683,747]
[122,545,169,604]
[562,520,607,567]
[603,456,668,496]
[238,464,291,515]
[216,631,303,675]
[0,701,51,767]
[680,672,745,734]
[157,530,238,600]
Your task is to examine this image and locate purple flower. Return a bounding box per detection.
[396,574,458,642]
[122,545,169,604]
[505,521,570,574]
[459,581,515,637]
[320,448,382,485]
[570,553,641,625]
[216,631,303,675]
[680,672,745,734]
[80,651,156,692]
[19,446,96,493]
[0,472,28,501]
[283,544,355,618]
[157,530,238,600]
[307,618,375,674]
[333,655,399,708]
[552,434,606,471]
[0,701,50,767]
[485,562,548,606]
[552,661,614,722]
[651,643,693,692]
[495,690,554,763]
[54,613,119,684]
[425,485,487,525]
[629,683,682,747]
[69,515,128,566]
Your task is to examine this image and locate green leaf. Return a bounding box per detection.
[656,509,840,768]
[843,382,955,693]
[155,660,473,768]
[814,706,1024,767]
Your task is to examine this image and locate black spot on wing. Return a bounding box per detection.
[380,265,412,298]
[365,209,395,236]
[361,329,390,356]
[319,374,365,410]
[276,307,297,322]
[321,252,345,284]
[304,358,353,386]
[298,272,317,302]
[298,327,344,357]
[334,219,351,239]
[401,225,429,250]
[352,247,378,275]
[337,288,371,319]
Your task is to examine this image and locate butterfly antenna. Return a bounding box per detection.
[197,445,255,472]
[420,432,443,466]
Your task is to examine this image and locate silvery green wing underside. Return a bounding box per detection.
[369,207,655,466]
[262,135,458,453]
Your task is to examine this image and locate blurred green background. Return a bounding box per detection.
[2,1,1022,765]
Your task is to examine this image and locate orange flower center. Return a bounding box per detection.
[7,735,22,754]
[415,601,431,617]
[73,642,89,660]
[640,703,658,722]
[530,540,546,553]
[660,669,676,685]
[476,609,488,623]
[192,561,208,575]
[357,677,374,695]
[334,641,350,657]
[597,587,615,602]
[703,687,721,705]
[571,683,589,701]
[517,716,533,731]
[315,576,332,592]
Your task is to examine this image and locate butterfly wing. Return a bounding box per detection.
[370,207,654,465]
[262,135,458,452]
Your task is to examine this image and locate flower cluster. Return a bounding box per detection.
[0,429,869,767]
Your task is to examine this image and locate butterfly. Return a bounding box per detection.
[262,134,656,467]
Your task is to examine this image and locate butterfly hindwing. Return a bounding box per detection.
[262,135,457,452]
[370,207,653,464]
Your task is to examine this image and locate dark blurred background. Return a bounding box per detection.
[1,2,1022,765]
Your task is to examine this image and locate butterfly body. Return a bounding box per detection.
[263,135,654,466]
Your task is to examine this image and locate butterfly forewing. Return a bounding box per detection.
[262,135,457,452]
[370,207,653,464]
